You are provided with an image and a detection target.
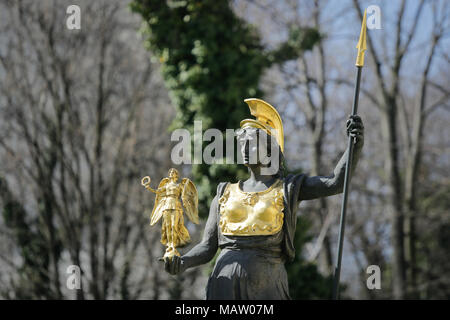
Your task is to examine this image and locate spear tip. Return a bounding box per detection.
[355,9,367,67]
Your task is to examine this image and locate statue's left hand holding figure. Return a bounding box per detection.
[141,168,199,269]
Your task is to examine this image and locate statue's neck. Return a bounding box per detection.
[243,165,278,191]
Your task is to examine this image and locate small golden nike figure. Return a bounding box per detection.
[141,168,199,260]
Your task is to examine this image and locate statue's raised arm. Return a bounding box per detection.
[299,115,364,201]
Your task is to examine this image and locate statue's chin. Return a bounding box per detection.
[244,163,262,169]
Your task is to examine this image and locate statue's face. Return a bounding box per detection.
[236,128,269,166]
[169,170,179,181]
[237,128,280,175]
[237,127,257,165]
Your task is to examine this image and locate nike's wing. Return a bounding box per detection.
[181,178,199,224]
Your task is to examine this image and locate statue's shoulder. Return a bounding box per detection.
[280,173,308,200]
[216,181,231,198]
[281,173,307,186]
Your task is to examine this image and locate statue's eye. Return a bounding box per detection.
[237,138,246,146]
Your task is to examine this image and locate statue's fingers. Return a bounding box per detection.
[347,121,357,130]
[350,131,362,138]
[164,258,171,273]
[348,126,363,135]
[356,123,364,130]
[349,122,364,130]
[179,257,185,273]
[173,256,180,274]
[164,258,169,271]
[168,257,176,274]
[347,116,362,126]
[177,256,182,274]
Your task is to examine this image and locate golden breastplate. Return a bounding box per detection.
[218,180,284,236]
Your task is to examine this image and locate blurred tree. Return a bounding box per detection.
[413,176,450,298]
[0,0,184,299]
[268,0,337,275]
[352,0,449,298]
[0,177,57,299]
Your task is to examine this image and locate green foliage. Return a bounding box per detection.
[131,0,320,214]
[268,26,322,64]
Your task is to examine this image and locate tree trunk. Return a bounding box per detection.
[381,98,406,299]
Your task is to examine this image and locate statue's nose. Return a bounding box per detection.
[244,140,250,154]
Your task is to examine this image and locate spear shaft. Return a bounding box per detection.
[332,10,367,300]
[331,66,361,300]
